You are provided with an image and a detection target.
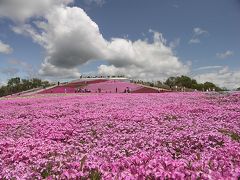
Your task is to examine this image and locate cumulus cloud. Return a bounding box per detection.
[99,33,188,80]
[194,66,240,89]
[39,61,81,79]
[0,0,73,22]
[0,40,13,54]
[216,50,234,59]
[10,5,189,80]
[12,6,107,69]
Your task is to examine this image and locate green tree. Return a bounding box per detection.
[0,77,51,97]
[7,77,21,87]
[31,78,42,88]
[165,77,177,88]
[203,82,216,89]
[175,76,193,88]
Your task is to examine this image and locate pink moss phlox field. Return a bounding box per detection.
[0,92,240,179]
[85,80,141,93]
[40,80,142,94]
[40,86,76,94]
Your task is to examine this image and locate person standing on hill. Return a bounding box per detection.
[116,87,118,93]
[129,88,131,93]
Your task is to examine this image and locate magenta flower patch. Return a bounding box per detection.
[0,92,239,179]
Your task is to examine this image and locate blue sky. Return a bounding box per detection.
[0,0,239,88]
[83,0,240,68]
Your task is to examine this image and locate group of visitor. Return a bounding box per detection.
[124,87,131,93]
[75,88,91,93]
[73,87,131,93]
[79,75,125,79]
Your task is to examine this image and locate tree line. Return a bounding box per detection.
[0,77,51,97]
[132,75,224,91]
[164,76,223,91]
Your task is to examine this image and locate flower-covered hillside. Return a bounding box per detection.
[0,92,239,179]
[39,79,161,94]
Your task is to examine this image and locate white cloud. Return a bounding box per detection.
[189,38,200,44]
[0,40,13,54]
[0,0,73,22]
[189,27,208,44]
[193,27,208,36]
[195,66,222,71]
[0,79,7,87]
[169,38,180,49]
[99,34,188,80]
[84,0,105,6]
[216,50,234,59]
[7,59,37,78]
[12,6,108,68]
[194,67,240,89]
[1,67,19,76]
[8,59,31,68]
[39,61,81,79]
[10,5,189,80]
